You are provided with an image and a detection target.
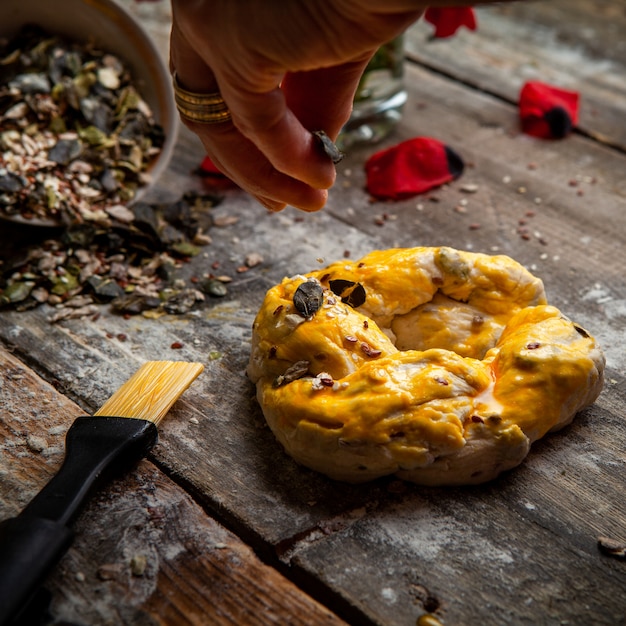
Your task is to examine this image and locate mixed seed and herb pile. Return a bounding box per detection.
[0,192,235,321]
[0,27,237,320]
[0,25,164,223]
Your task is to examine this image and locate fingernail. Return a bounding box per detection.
[258,197,286,212]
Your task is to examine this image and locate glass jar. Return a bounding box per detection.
[338,35,407,150]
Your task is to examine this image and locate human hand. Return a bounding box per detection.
[169,1,513,212]
[169,0,426,211]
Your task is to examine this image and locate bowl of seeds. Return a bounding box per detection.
[0,0,177,227]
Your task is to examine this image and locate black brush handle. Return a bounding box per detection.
[0,416,158,626]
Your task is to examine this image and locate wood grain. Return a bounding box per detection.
[0,347,346,625]
[405,0,626,150]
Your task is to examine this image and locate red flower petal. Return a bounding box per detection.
[199,155,223,176]
[424,8,477,39]
[197,155,238,189]
[519,81,579,139]
[365,137,464,201]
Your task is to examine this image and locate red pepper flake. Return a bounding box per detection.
[345,335,358,343]
[269,346,277,358]
[360,342,382,358]
[526,342,541,350]
[273,305,284,316]
[469,223,481,230]
[365,137,464,201]
[471,415,484,424]
[117,333,127,342]
[424,7,477,39]
[343,250,351,258]
[435,377,449,386]
[171,341,184,349]
[519,81,579,139]
[190,276,199,283]
[363,320,369,329]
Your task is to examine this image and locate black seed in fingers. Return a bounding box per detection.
[313,130,344,164]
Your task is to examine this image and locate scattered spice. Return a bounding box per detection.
[201,278,228,298]
[130,554,147,576]
[244,252,263,268]
[360,342,382,358]
[460,183,479,193]
[329,279,367,308]
[0,192,222,319]
[274,360,310,387]
[312,372,334,390]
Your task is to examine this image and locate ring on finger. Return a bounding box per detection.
[172,72,231,124]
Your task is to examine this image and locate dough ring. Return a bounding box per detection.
[247,247,605,485]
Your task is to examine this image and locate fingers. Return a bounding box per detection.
[281,55,375,140]
[170,22,332,212]
[193,123,329,212]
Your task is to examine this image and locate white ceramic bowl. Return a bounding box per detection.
[0,0,177,226]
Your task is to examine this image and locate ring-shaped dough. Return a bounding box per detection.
[247,247,605,485]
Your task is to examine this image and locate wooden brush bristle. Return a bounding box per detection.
[94,361,204,424]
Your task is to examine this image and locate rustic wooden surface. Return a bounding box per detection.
[1,1,625,625]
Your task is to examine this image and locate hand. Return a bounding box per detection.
[169,1,513,212]
[169,0,425,212]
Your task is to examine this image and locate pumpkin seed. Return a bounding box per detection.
[293,280,324,317]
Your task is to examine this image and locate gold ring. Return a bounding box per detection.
[172,73,231,124]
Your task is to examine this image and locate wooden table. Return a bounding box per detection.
[1,1,625,624]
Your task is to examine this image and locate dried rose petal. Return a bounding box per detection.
[424,8,477,39]
[519,81,579,139]
[365,137,464,200]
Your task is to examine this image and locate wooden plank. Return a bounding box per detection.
[292,418,626,625]
[0,347,347,625]
[405,0,626,150]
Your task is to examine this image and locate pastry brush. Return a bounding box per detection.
[0,360,204,626]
